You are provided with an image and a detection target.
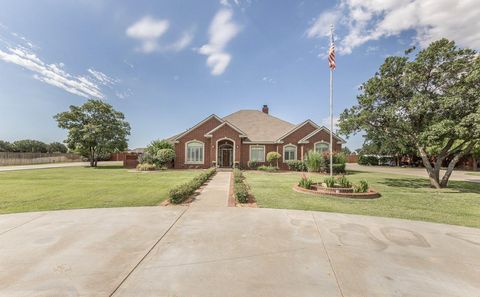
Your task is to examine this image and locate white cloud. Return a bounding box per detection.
[126,16,169,53]
[199,9,240,75]
[307,0,480,54]
[126,16,194,53]
[262,76,276,84]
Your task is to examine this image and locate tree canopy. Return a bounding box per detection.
[54,99,131,167]
[339,39,480,188]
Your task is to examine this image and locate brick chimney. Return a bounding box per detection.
[262,104,269,114]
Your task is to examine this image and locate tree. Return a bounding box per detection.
[47,142,68,153]
[12,139,48,153]
[339,39,480,188]
[145,139,174,155]
[54,99,131,167]
[341,147,352,155]
[0,140,13,152]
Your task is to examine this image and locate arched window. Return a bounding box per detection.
[314,142,329,153]
[186,141,204,164]
[283,145,297,162]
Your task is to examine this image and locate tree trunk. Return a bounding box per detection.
[473,156,478,171]
[439,143,475,187]
[418,147,441,189]
[89,147,96,167]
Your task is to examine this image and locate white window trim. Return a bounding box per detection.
[249,145,265,162]
[314,141,329,153]
[215,137,236,168]
[185,140,205,164]
[283,144,297,163]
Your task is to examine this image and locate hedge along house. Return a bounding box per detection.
[168,105,346,170]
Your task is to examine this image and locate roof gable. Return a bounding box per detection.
[222,110,295,142]
[276,120,319,142]
[172,114,223,142]
[298,126,347,144]
[204,121,248,138]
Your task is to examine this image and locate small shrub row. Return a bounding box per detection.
[287,160,307,171]
[136,163,157,171]
[247,160,259,169]
[169,168,216,204]
[321,175,369,192]
[257,165,278,172]
[233,168,249,203]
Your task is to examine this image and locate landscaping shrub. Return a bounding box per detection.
[326,163,346,174]
[336,175,352,188]
[332,152,347,164]
[324,176,336,188]
[156,148,175,167]
[353,180,369,193]
[257,165,278,172]
[170,168,216,204]
[247,160,259,169]
[145,139,174,155]
[136,163,157,171]
[358,155,379,166]
[298,174,313,189]
[305,150,325,172]
[266,151,281,167]
[233,168,249,203]
[234,182,249,203]
[287,160,307,171]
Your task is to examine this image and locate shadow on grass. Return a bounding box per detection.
[380,177,480,194]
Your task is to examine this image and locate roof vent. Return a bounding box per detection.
[262,105,269,114]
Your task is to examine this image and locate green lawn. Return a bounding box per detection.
[0,165,199,214]
[244,171,480,228]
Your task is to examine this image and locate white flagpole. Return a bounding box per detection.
[329,25,334,177]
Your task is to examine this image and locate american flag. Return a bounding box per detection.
[328,36,336,70]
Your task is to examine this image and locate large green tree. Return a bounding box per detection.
[339,39,480,188]
[54,99,131,167]
[12,139,48,153]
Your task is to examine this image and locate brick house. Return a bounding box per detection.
[168,105,345,170]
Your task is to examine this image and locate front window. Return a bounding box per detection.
[250,145,265,162]
[186,141,204,164]
[314,142,329,153]
[284,145,297,161]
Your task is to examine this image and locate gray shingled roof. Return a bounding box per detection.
[223,110,295,142]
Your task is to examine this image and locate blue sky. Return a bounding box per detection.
[1,0,478,150]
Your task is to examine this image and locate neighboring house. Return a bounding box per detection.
[168,105,345,170]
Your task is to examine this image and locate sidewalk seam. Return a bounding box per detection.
[311,213,345,297]
[0,214,45,236]
[109,206,189,296]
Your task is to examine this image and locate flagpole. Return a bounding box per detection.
[329,25,334,177]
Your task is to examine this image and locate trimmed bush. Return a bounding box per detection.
[170,168,216,204]
[326,163,346,174]
[353,180,369,193]
[145,139,174,155]
[233,168,243,183]
[234,182,249,203]
[298,174,313,189]
[305,150,325,172]
[258,165,278,172]
[156,148,175,167]
[324,176,336,188]
[336,175,352,188]
[358,155,379,166]
[287,160,307,171]
[266,151,281,166]
[136,163,157,171]
[247,160,259,169]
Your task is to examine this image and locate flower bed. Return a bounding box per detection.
[293,183,380,199]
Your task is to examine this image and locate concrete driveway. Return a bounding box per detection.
[1,206,479,297]
[347,163,480,183]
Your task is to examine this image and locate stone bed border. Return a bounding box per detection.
[293,184,381,199]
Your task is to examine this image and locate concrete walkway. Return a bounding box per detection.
[0,161,122,172]
[191,171,231,207]
[347,163,480,183]
[0,205,479,296]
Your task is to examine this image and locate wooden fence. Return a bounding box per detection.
[0,152,83,166]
